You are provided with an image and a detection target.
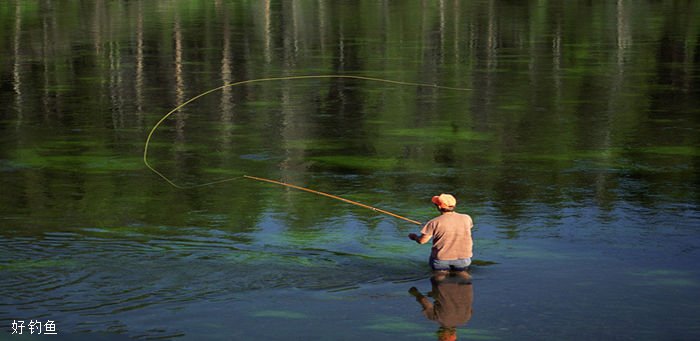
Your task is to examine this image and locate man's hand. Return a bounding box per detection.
[409,233,430,244]
[408,286,422,297]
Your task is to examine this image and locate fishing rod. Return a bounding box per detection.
[143,74,470,221]
[243,175,423,225]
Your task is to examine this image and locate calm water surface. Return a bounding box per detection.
[1,1,699,340]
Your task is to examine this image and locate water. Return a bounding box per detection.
[1,1,699,340]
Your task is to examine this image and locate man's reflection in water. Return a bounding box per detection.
[409,272,473,341]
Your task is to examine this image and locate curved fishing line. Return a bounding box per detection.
[143,74,471,215]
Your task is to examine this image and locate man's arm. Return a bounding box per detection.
[408,287,434,313]
[408,233,431,244]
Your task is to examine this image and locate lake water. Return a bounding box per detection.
[1,1,699,340]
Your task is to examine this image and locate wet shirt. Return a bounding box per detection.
[420,212,473,260]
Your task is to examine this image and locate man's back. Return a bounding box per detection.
[421,212,473,260]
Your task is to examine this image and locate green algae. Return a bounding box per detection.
[365,316,424,332]
[386,127,492,142]
[203,168,246,176]
[630,270,700,288]
[309,156,400,171]
[458,329,501,340]
[638,146,699,157]
[283,139,346,151]
[13,148,143,173]
[252,310,308,319]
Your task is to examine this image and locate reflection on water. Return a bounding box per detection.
[0,0,699,339]
[409,274,473,341]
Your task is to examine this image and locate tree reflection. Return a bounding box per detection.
[0,0,697,233]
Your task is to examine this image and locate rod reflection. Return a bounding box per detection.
[409,273,473,341]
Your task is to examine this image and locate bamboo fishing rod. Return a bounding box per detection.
[244,175,423,226]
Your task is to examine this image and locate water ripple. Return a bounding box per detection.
[0,228,425,337]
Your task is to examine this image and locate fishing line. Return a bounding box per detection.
[243,175,423,225]
[143,74,471,221]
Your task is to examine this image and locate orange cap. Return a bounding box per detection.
[437,327,457,341]
[432,193,457,209]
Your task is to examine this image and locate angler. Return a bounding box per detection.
[409,194,474,280]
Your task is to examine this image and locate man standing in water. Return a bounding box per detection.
[409,194,474,280]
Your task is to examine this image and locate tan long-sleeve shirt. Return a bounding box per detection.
[420,212,474,260]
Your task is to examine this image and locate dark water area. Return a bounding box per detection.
[1,1,699,340]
